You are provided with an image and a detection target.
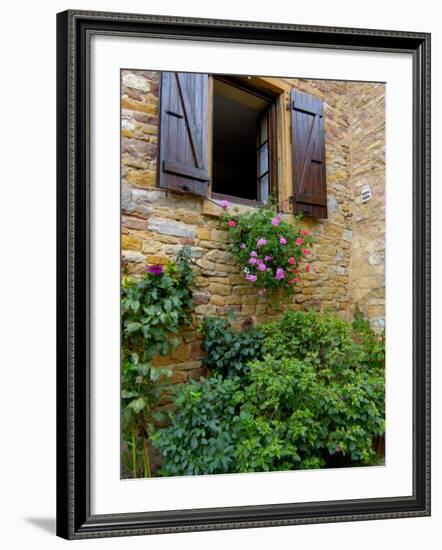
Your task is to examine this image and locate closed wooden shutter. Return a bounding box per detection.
[291,89,327,218]
[158,72,210,196]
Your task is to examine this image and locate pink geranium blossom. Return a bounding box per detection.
[305,264,311,273]
[228,220,236,228]
[301,248,310,255]
[295,237,304,245]
[257,238,267,247]
[288,257,295,265]
[279,236,287,245]
[246,274,257,282]
[248,257,258,265]
[250,250,258,257]
[271,217,280,226]
[257,263,267,271]
[219,199,230,209]
[264,255,272,262]
[275,268,285,281]
[300,229,311,236]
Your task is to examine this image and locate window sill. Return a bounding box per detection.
[203,194,262,217]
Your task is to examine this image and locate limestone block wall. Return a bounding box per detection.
[120,70,385,382]
[347,83,386,331]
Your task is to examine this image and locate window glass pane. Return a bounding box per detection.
[259,143,268,175]
[260,116,268,143]
[259,174,269,202]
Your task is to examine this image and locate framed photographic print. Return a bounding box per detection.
[56,10,431,539]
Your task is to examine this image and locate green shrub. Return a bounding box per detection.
[201,316,264,379]
[152,309,385,476]
[121,247,196,478]
[151,376,241,476]
[233,353,384,472]
[261,309,362,375]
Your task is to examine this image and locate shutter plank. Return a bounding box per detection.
[291,89,327,218]
[159,72,210,196]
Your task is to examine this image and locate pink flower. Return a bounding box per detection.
[300,229,311,236]
[288,257,296,265]
[301,248,310,255]
[271,217,280,226]
[295,237,304,245]
[279,236,287,245]
[257,238,267,247]
[246,274,257,282]
[258,263,267,271]
[228,220,236,228]
[258,289,266,297]
[248,257,258,265]
[264,255,272,262]
[147,264,164,275]
[305,264,311,273]
[250,250,258,257]
[219,199,230,209]
[289,277,300,285]
[275,268,285,281]
[240,243,246,249]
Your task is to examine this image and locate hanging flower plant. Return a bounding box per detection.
[221,202,314,300]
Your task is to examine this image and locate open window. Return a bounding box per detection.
[211,78,277,204]
[158,72,327,218]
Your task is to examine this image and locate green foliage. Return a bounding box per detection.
[121,248,196,478]
[352,308,385,370]
[151,376,242,476]
[152,309,385,476]
[233,352,384,472]
[122,247,195,362]
[221,201,314,300]
[261,309,363,375]
[200,316,264,379]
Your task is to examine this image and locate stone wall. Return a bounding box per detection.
[121,70,385,382]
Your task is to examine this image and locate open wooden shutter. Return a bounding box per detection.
[158,72,210,196]
[291,90,327,218]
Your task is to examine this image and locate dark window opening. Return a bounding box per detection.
[212,78,275,203]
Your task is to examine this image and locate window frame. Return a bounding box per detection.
[209,75,279,207]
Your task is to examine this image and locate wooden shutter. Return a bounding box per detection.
[291,90,327,218]
[158,72,210,196]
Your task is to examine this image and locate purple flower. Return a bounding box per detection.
[219,199,230,209]
[275,268,285,281]
[257,238,267,247]
[248,257,258,265]
[250,250,258,257]
[246,274,257,282]
[258,263,267,271]
[147,264,164,275]
[271,217,280,226]
[264,255,272,262]
[279,236,287,245]
[240,243,246,249]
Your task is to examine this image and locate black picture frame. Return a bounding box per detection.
[56,9,431,540]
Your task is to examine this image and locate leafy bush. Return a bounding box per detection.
[261,309,364,375]
[122,247,195,362]
[221,202,314,300]
[121,247,196,478]
[151,376,242,476]
[233,353,384,472]
[201,316,264,379]
[152,309,385,476]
